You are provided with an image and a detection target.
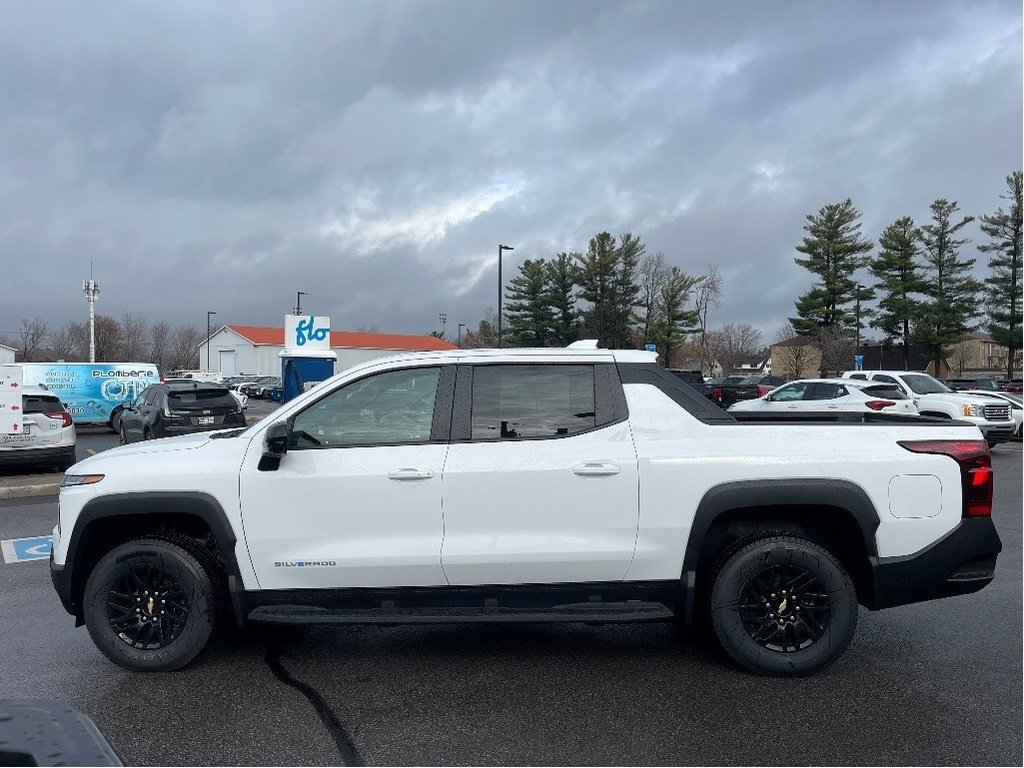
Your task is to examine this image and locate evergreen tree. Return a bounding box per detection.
[575,231,643,348]
[869,216,923,370]
[650,267,701,365]
[915,199,982,374]
[790,199,874,336]
[979,172,1023,379]
[504,258,553,347]
[545,252,580,346]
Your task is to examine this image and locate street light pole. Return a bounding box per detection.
[438,313,447,339]
[295,291,308,315]
[497,244,514,347]
[206,311,217,371]
[457,323,466,349]
[855,284,863,355]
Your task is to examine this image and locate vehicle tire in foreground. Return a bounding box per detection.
[83,538,220,672]
[710,535,857,676]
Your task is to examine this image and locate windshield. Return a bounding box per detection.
[901,374,952,394]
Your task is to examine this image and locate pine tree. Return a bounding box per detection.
[575,232,643,348]
[869,216,923,370]
[979,172,1023,379]
[915,199,982,374]
[790,199,874,336]
[504,258,553,347]
[650,267,701,365]
[545,252,580,346]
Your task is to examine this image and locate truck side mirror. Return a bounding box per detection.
[259,421,290,471]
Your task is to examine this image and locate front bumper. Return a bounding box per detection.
[978,422,1014,445]
[867,517,1002,610]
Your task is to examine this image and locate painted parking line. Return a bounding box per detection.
[1,535,52,563]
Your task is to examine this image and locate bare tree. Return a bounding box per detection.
[694,265,722,376]
[93,315,124,362]
[149,322,172,370]
[120,312,150,360]
[169,325,202,370]
[635,252,670,343]
[818,327,855,376]
[19,317,49,361]
[49,322,80,362]
[771,321,816,380]
[460,310,498,349]
[708,322,762,374]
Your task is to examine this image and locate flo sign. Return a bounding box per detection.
[284,315,331,352]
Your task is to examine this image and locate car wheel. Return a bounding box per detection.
[83,538,220,672]
[119,426,128,445]
[710,535,857,676]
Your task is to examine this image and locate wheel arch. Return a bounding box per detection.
[62,492,241,624]
[680,479,880,623]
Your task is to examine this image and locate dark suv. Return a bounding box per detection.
[118,381,245,444]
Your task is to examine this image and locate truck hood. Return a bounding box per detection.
[68,430,233,474]
[918,392,995,406]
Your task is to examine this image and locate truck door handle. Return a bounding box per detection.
[387,468,434,481]
[573,462,620,477]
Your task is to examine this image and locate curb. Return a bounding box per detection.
[0,475,61,501]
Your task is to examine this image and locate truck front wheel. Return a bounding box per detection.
[83,538,220,672]
[710,535,857,676]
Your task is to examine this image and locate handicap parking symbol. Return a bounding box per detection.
[1,535,53,564]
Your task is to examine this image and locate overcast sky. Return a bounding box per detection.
[1,0,1020,344]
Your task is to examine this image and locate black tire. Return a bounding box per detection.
[83,538,220,672]
[710,535,857,676]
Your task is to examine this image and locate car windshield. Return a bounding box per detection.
[901,374,951,394]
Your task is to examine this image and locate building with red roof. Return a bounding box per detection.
[199,323,456,377]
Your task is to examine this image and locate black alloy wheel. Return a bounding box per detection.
[104,563,191,650]
[83,538,220,672]
[710,535,857,676]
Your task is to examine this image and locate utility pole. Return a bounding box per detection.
[206,311,217,370]
[82,266,100,363]
[295,291,308,315]
[457,323,466,349]
[438,313,447,339]
[497,244,514,347]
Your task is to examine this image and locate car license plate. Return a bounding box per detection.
[197,416,215,425]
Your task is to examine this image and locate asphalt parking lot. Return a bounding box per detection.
[0,442,1020,766]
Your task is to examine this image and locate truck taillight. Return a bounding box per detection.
[712,387,723,403]
[864,399,896,411]
[897,440,993,518]
[46,411,73,428]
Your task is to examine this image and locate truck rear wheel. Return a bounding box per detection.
[83,538,220,672]
[710,535,857,676]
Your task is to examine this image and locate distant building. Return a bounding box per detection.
[0,342,15,365]
[769,336,821,380]
[198,325,456,377]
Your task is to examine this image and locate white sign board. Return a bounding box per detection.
[0,365,24,435]
[284,315,331,352]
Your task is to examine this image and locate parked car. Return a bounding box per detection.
[961,390,1023,440]
[729,378,917,415]
[944,377,1002,392]
[118,381,245,444]
[710,374,786,408]
[668,369,711,398]
[0,386,76,471]
[1003,378,1022,394]
[252,377,282,399]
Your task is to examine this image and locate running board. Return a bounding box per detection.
[247,602,674,625]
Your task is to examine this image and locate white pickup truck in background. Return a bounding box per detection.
[51,346,1002,677]
[843,370,1015,446]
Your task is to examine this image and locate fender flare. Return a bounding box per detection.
[58,491,242,620]
[679,478,880,622]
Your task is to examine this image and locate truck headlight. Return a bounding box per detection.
[60,474,105,487]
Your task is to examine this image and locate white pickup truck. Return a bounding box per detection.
[843,370,1015,446]
[51,346,1002,676]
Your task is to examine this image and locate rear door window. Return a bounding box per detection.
[470,365,596,440]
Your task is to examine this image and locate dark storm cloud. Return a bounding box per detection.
[0,0,1019,343]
